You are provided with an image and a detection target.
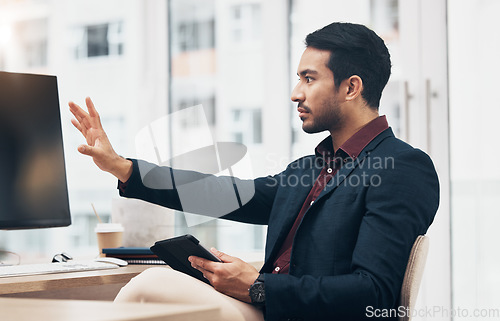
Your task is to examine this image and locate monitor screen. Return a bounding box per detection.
[0,71,71,229]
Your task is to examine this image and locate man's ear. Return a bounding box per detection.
[344,75,363,102]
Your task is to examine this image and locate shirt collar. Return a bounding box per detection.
[315,115,389,164]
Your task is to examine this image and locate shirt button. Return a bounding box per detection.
[310,200,314,206]
[274,266,280,272]
[327,168,333,173]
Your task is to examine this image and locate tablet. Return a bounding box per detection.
[150,234,221,284]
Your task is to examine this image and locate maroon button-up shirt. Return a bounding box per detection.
[271,116,389,274]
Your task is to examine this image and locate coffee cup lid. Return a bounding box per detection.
[95,223,124,232]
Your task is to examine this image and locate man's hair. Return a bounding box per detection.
[305,22,391,109]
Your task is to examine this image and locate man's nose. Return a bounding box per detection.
[291,83,305,102]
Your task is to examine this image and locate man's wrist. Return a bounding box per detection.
[113,157,133,183]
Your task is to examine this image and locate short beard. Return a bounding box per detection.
[302,98,344,134]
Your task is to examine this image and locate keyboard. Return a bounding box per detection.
[0,261,119,278]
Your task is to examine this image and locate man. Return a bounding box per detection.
[69,22,439,321]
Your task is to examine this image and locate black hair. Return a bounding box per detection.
[305,22,391,109]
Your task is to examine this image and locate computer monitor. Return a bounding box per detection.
[0,71,71,229]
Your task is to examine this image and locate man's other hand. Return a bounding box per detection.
[69,97,132,182]
[189,248,260,303]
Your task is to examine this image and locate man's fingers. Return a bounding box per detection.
[85,97,102,126]
[71,117,89,138]
[81,116,92,132]
[69,102,91,132]
[189,256,206,269]
[69,105,86,122]
[69,101,89,120]
[189,257,216,281]
[77,144,91,156]
[210,248,235,263]
[77,144,97,157]
[85,97,97,116]
[69,98,101,130]
[71,118,84,134]
[189,256,219,273]
[195,265,213,279]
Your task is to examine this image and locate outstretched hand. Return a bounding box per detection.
[69,97,132,182]
[189,248,260,303]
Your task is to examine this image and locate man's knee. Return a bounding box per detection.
[115,267,176,302]
[115,267,213,303]
[134,267,175,282]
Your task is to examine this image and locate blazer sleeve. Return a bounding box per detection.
[118,159,281,225]
[264,148,440,321]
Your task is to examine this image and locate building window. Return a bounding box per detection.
[176,96,216,127]
[229,3,261,43]
[230,108,262,145]
[73,21,123,59]
[177,19,215,52]
[170,0,215,55]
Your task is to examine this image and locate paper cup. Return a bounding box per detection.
[95,223,124,257]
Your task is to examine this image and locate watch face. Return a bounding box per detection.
[250,282,265,303]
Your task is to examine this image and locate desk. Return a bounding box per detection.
[0,297,220,321]
[0,265,221,320]
[0,264,153,300]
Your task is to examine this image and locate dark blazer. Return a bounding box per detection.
[120,128,439,321]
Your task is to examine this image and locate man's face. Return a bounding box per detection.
[291,47,344,134]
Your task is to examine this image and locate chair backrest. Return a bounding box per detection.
[399,235,429,321]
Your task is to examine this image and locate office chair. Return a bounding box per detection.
[399,235,429,321]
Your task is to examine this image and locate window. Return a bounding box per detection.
[229,3,261,43]
[177,20,215,52]
[177,96,216,127]
[230,108,262,145]
[73,21,123,59]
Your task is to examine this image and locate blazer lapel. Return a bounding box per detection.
[314,128,394,204]
[263,160,322,267]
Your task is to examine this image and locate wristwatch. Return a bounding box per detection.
[249,274,265,306]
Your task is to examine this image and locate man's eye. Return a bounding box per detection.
[297,76,313,83]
